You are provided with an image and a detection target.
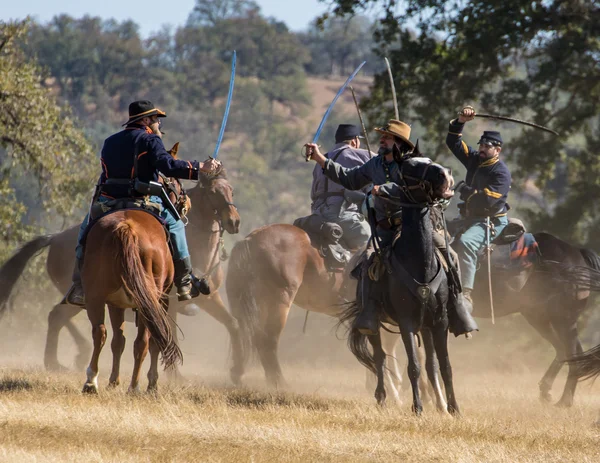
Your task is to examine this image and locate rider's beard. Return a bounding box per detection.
[378,146,392,156]
[150,122,163,138]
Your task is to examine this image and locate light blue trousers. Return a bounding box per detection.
[451,215,508,289]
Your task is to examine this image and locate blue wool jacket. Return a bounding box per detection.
[446,119,512,218]
[99,124,200,199]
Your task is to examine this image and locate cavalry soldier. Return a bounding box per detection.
[446,105,512,306]
[310,124,372,252]
[62,100,219,307]
[305,120,478,336]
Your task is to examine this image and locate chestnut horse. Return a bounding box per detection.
[81,208,181,393]
[226,223,414,402]
[0,166,241,376]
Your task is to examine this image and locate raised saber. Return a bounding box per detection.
[485,216,495,325]
[304,61,367,161]
[212,50,236,159]
[349,85,373,155]
[384,57,399,120]
[476,114,558,136]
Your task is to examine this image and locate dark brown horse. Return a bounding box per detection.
[81,209,181,393]
[469,231,600,407]
[0,166,241,375]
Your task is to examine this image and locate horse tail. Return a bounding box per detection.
[337,301,378,375]
[227,239,260,365]
[0,234,53,317]
[114,220,182,369]
[580,248,600,272]
[567,344,600,381]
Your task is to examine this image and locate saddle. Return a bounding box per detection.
[82,197,168,248]
[293,214,352,271]
[476,220,540,293]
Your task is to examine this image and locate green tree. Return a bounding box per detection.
[0,20,96,259]
[324,0,600,247]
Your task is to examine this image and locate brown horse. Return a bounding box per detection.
[469,231,600,407]
[81,209,181,393]
[225,224,416,402]
[0,166,241,375]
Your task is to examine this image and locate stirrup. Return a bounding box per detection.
[60,284,85,307]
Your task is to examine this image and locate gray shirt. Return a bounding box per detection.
[311,143,372,215]
[323,155,403,222]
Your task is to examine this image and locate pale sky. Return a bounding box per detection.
[1,0,330,36]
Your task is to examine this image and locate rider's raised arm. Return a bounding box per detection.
[446,118,478,168]
[322,156,376,191]
[144,134,200,180]
[463,164,512,217]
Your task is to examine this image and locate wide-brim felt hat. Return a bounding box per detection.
[123,100,167,125]
[374,119,415,149]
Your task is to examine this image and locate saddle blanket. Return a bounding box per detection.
[488,232,539,270]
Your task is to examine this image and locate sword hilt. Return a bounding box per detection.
[302,144,320,162]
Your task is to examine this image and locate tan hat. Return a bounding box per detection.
[374,119,414,149]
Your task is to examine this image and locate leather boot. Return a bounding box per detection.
[174,256,210,302]
[448,288,479,337]
[354,274,380,336]
[60,258,85,307]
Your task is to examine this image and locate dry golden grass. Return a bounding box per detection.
[1,300,599,462]
[0,364,598,463]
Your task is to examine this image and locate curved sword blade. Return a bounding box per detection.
[312,61,366,144]
[476,113,559,136]
[384,57,399,120]
[212,50,237,159]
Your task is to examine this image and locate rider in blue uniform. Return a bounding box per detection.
[446,105,512,304]
[62,100,219,306]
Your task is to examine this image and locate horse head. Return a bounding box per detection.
[398,155,455,205]
[189,161,241,235]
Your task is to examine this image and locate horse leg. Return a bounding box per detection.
[522,312,563,403]
[45,303,84,371]
[194,291,244,385]
[550,305,584,408]
[417,339,434,406]
[380,328,402,405]
[147,337,160,393]
[421,328,449,414]
[82,300,107,394]
[129,322,150,394]
[432,324,459,415]
[368,332,387,406]
[165,308,183,382]
[400,327,423,415]
[107,306,126,388]
[254,291,294,389]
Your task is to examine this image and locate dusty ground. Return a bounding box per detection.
[0,299,599,462]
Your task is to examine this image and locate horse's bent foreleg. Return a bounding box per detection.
[45,303,84,371]
[82,300,106,394]
[108,306,126,387]
[552,309,584,408]
[522,312,564,403]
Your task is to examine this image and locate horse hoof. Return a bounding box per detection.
[180,303,201,317]
[127,387,142,395]
[107,381,120,389]
[554,399,573,409]
[45,362,69,373]
[539,391,553,403]
[146,385,158,395]
[82,383,98,394]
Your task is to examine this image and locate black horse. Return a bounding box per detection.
[469,230,600,408]
[342,156,458,415]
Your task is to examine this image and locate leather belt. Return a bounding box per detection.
[377,216,402,230]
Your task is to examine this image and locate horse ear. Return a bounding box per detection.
[412,139,421,157]
[168,142,179,159]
